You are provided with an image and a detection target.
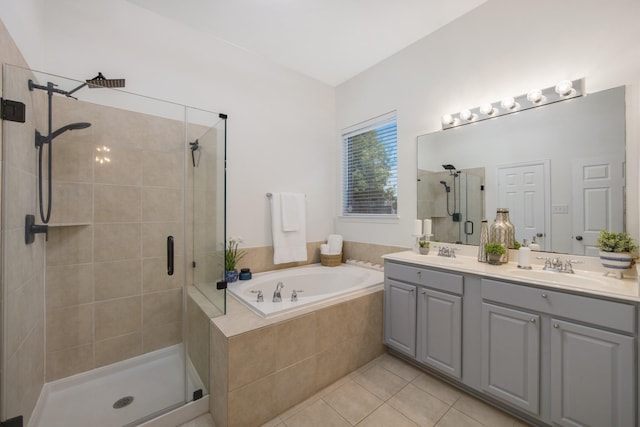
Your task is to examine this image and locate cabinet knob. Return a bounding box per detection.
[541,293,547,298]
[553,323,559,328]
[530,318,536,323]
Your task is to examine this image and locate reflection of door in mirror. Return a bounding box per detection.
[571,157,624,256]
[497,161,549,251]
[418,168,484,244]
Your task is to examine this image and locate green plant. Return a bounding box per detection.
[597,230,636,253]
[484,242,507,255]
[419,240,430,248]
[514,240,521,250]
[225,237,246,271]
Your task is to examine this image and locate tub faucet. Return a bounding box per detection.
[273,282,284,302]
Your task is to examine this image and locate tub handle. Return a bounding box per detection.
[251,290,264,302]
[291,289,303,302]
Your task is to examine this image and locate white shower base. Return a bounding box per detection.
[30,344,204,427]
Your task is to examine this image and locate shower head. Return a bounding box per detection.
[442,164,456,171]
[50,122,91,140]
[87,72,125,89]
[439,180,451,193]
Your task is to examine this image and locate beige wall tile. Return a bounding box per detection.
[343,241,406,266]
[6,276,42,358]
[51,134,94,183]
[5,227,44,292]
[187,296,210,391]
[315,343,352,390]
[46,344,94,381]
[142,187,183,222]
[276,313,316,370]
[93,144,142,186]
[316,302,351,353]
[228,375,278,427]
[143,321,182,353]
[4,165,36,229]
[143,256,184,293]
[228,326,277,391]
[47,263,93,309]
[210,324,229,427]
[46,304,93,352]
[94,296,141,341]
[95,331,142,368]
[142,289,182,327]
[46,225,92,266]
[94,185,141,223]
[276,357,317,414]
[50,182,92,225]
[238,242,322,274]
[143,150,184,188]
[142,222,183,258]
[94,223,140,262]
[94,259,141,301]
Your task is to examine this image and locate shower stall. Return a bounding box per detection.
[0,64,227,426]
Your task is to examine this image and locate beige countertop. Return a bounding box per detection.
[383,248,640,303]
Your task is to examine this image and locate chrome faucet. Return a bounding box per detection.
[291,289,303,302]
[273,281,284,302]
[540,257,578,274]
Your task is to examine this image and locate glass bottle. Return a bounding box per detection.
[478,220,488,262]
[489,208,512,263]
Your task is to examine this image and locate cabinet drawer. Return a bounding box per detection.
[481,279,635,333]
[385,262,463,295]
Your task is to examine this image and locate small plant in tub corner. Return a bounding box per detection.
[597,230,637,279]
[225,237,247,283]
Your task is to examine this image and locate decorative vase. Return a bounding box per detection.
[599,251,634,279]
[478,220,489,262]
[419,247,430,255]
[225,269,239,283]
[487,253,503,265]
[490,209,514,263]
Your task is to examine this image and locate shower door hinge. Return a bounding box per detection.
[0,98,26,123]
[0,415,23,427]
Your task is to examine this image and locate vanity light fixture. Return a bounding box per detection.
[441,78,584,130]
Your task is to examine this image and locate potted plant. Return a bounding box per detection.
[485,242,507,265]
[418,240,430,255]
[225,237,246,283]
[597,230,636,278]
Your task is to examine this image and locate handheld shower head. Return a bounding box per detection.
[50,122,91,140]
[439,181,451,193]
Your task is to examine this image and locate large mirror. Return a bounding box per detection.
[417,86,627,256]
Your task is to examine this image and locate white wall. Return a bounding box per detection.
[335,0,640,247]
[0,0,337,248]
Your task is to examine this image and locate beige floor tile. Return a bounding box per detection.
[411,373,462,406]
[435,408,484,427]
[278,393,321,421]
[323,380,383,424]
[351,364,408,400]
[284,399,350,427]
[357,403,419,427]
[453,394,518,427]
[388,383,449,427]
[377,354,422,382]
[261,417,284,427]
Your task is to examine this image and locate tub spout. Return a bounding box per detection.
[273,281,284,302]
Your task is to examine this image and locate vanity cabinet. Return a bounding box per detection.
[384,261,463,378]
[481,278,636,426]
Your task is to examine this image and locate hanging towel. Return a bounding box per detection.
[280,192,300,231]
[270,192,308,264]
[327,234,343,254]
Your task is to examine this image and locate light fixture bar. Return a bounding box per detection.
[441,78,585,130]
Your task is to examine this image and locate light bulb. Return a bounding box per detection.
[460,109,473,121]
[555,80,574,96]
[479,103,495,115]
[527,89,543,103]
[500,96,517,110]
[441,114,454,126]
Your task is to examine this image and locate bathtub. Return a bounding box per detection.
[227,263,383,318]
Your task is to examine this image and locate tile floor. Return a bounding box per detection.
[180,353,531,427]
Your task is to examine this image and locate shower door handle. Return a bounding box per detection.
[464,220,474,235]
[167,236,174,276]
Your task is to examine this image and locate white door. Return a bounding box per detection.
[572,157,624,255]
[497,162,548,250]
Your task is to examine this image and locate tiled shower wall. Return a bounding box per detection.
[0,22,46,424]
[44,96,186,381]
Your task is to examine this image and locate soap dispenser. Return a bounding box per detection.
[529,236,541,251]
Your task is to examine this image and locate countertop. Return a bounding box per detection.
[383,249,640,303]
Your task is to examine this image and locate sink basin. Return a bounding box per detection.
[504,268,607,288]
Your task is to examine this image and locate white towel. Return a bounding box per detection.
[327,234,343,254]
[280,192,300,231]
[270,192,308,264]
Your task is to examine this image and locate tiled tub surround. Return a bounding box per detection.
[210,281,385,427]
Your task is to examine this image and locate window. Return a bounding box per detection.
[342,112,397,216]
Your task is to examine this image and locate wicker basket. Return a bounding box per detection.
[320,253,342,267]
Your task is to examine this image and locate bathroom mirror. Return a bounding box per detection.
[417,86,627,256]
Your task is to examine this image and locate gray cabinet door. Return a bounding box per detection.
[550,319,635,427]
[481,303,540,415]
[417,288,462,378]
[384,279,417,357]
